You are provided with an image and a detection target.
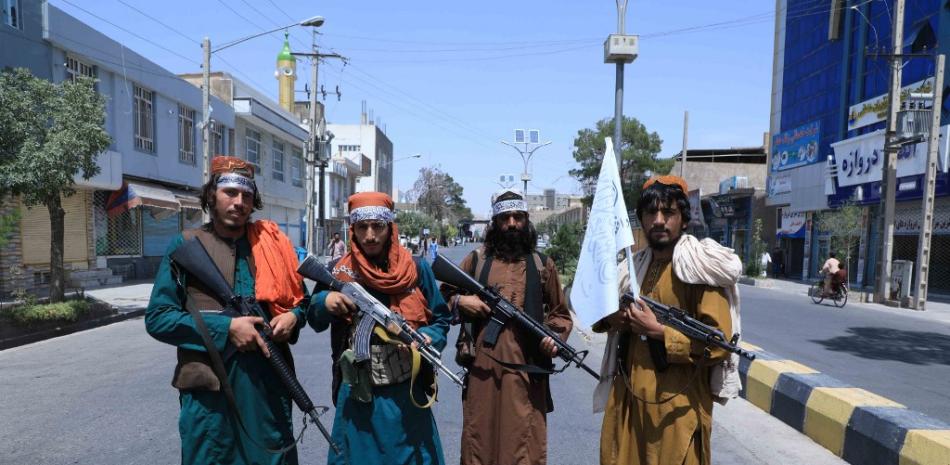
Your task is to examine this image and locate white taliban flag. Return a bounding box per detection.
[570,137,636,329]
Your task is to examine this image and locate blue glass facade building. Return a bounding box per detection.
[771,0,950,294]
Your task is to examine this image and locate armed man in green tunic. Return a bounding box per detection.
[146,156,308,465]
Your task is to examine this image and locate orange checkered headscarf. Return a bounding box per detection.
[211,156,255,178]
[642,175,688,193]
[334,192,431,329]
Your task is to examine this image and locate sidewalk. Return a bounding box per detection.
[741,277,950,326]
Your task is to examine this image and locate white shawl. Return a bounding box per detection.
[592,234,743,413]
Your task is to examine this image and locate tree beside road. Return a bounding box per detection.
[0,68,111,302]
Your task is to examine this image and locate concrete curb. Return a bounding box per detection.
[737,342,950,465]
[0,302,145,351]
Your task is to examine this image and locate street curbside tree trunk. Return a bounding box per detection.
[0,68,111,302]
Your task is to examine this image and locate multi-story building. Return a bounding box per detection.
[768,1,950,295]
[181,43,310,249]
[1,2,237,292]
[327,119,394,196]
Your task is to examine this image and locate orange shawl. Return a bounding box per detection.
[247,220,305,317]
[334,222,431,329]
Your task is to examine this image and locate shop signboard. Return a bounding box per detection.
[777,210,806,238]
[848,78,933,131]
[831,127,948,187]
[768,173,793,196]
[771,121,821,172]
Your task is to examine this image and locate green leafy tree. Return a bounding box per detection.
[0,68,111,302]
[570,116,672,209]
[818,199,864,277]
[745,218,767,277]
[545,221,584,286]
[409,167,473,230]
[395,209,435,240]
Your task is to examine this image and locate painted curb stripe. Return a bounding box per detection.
[745,360,817,413]
[900,429,950,465]
[842,406,947,465]
[803,388,904,457]
[770,373,851,432]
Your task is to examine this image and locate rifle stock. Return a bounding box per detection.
[171,239,340,454]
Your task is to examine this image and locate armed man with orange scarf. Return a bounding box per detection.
[145,156,309,465]
[307,191,452,465]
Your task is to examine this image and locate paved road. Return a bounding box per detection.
[740,283,950,424]
[0,243,843,464]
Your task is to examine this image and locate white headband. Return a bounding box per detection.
[216,173,256,193]
[491,199,528,218]
[350,205,394,223]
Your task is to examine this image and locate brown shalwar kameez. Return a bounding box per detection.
[594,257,732,465]
[445,250,573,465]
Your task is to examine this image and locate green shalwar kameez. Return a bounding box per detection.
[146,234,308,465]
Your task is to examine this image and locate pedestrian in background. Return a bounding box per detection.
[327,232,346,260]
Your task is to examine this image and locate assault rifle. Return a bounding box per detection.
[297,257,465,387]
[432,253,599,379]
[620,293,756,361]
[170,239,339,454]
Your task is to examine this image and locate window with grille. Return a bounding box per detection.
[178,105,196,165]
[291,147,303,187]
[65,55,96,82]
[93,191,142,256]
[245,128,262,173]
[133,85,155,153]
[272,140,285,182]
[2,0,21,29]
[211,122,225,156]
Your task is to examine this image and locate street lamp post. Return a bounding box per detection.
[200,16,325,190]
[501,131,551,197]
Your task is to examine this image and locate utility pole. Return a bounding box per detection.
[680,110,689,178]
[876,0,905,303]
[605,0,637,166]
[293,34,345,255]
[913,53,945,310]
[201,37,211,182]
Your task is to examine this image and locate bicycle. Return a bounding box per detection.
[810,278,848,307]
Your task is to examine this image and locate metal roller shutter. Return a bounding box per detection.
[20,193,90,266]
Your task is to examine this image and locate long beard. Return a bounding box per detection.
[488,227,534,260]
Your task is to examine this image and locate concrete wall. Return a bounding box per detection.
[0,0,51,78]
[672,161,767,196]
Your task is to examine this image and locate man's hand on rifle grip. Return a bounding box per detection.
[269,312,298,343]
[228,316,271,357]
[625,299,664,341]
[539,337,558,358]
[325,291,357,316]
[456,295,491,319]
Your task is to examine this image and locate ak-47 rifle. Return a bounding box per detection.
[620,293,755,361]
[432,253,599,379]
[170,239,339,454]
[297,256,465,387]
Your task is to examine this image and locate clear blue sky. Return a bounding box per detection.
[53,0,776,218]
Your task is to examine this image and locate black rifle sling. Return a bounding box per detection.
[476,252,557,375]
[173,265,302,457]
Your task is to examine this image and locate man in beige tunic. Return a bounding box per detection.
[594,176,734,465]
[442,190,573,465]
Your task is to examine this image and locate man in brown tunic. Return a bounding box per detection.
[443,190,573,465]
[594,176,733,465]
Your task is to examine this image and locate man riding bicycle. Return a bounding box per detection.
[820,251,846,297]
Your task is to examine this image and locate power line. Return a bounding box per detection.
[57,0,198,65]
[111,0,275,98]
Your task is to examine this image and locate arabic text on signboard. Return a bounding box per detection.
[770,121,821,173]
[848,78,933,131]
